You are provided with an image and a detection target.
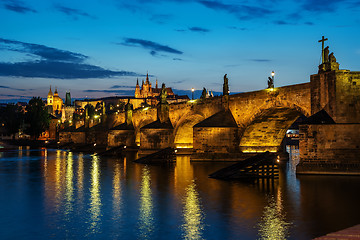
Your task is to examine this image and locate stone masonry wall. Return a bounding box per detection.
[297,124,360,174]
[108,130,135,147]
[140,129,173,149]
[193,127,238,153]
[311,70,360,123]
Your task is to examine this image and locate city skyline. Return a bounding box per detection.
[1,0,360,102]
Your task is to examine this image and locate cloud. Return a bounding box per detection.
[83,89,135,96]
[120,38,183,56]
[228,26,247,31]
[188,27,210,32]
[249,59,272,62]
[110,85,135,89]
[273,20,292,25]
[173,58,183,61]
[0,61,139,79]
[301,0,344,12]
[54,5,96,19]
[0,38,87,62]
[198,0,273,20]
[0,85,31,91]
[0,38,141,79]
[2,0,37,14]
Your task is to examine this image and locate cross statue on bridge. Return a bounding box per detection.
[318,36,328,64]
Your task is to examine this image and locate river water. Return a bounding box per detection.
[0,147,359,240]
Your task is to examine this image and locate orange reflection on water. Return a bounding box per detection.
[90,155,102,233]
[138,166,154,239]
[77,153,84,203]
[65,152,74,216]
[182,181,204,240]
[112,160,122,218]
[258,187,290,240]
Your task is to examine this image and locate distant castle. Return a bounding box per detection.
[135,73,175,99]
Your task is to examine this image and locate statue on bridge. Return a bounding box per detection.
[125,98,133,126]
[267,77,274,89]
[324,46,329,63]
[318,37,339,72]
[223,74,229,96]
[160,83,167,104]
[201,87,207,100]
[329,52,337,63]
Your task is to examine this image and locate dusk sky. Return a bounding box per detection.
[1,0,360,102]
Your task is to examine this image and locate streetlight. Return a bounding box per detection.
[191,88,195,100]
[268,71,275,89]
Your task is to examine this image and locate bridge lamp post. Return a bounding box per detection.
[191,88,195,100]
[271,71,275,88]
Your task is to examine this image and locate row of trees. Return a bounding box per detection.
[0,97,50,139]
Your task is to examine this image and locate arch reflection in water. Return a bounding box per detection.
[138,166,154,239]
[182,181,205,240]
[257,188,290,240]
[89,155,102,233]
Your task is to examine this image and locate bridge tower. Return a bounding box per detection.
[298,39,360,175]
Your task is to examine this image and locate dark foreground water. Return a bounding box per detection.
[0,148,359,240]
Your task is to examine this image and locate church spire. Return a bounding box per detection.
[156,79,158,89]
[145,72,149,84]
[48,85,53,96]
[136,78,139,86]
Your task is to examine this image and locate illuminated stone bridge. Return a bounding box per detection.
[109,82,311,153]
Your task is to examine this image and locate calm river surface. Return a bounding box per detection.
[0,147,359,240]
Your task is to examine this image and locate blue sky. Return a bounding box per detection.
[1,0,360,102]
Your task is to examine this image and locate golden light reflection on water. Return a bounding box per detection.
[65,152,74,216]
[90,155,102,232]
[112,160,122,218]
[55,150,62,208]
[77,153,84,203]
[174,156,193,189]
[258,188,290,240]
[182,181,205,240]
[138,166,154,239]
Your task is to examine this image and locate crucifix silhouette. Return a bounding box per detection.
[318,36,328,64]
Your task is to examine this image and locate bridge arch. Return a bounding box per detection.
[134,118,157,145]
[173,112,206,148]
[239,105,307,153]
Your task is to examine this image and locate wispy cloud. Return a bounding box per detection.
[301,0,344,12]
[273,20,292,25]
[0,38,140,79]
[54,5,96,19]
[120,38,183,56]
[83,89,135,96]
[228,26,247,31]
[0,85,32,91]
[0,61,139,79]
[249,59,272,62]
[198,0,273,20]
[110,85,135,89]
[188,27,210,33]
[2,0,37,14]
[0,38,87,62]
